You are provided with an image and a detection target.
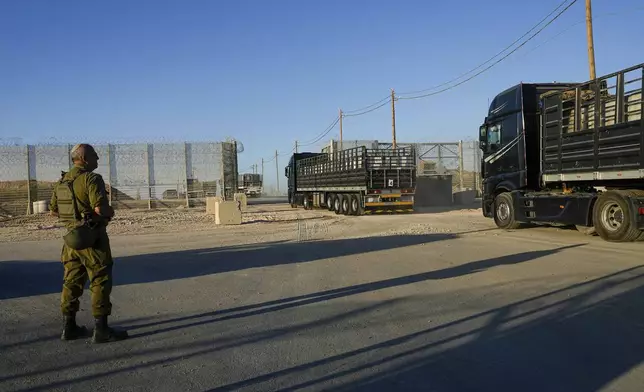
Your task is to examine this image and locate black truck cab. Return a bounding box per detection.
[286,152,323,206]
[479,63,644,242]
[480,82,575,217]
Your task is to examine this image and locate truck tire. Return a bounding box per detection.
[341,194,351,215]
[592,191,641,242]
[493,193,521,230]
[333,194,342,215]
[327,194,335,211]
[303,194,312,210]
[349,194,362,216]
[623,190,644,241]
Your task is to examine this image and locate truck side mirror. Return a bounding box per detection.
[479,125,487,150]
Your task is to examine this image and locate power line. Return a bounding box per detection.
[299,116,340,147]
[342,98,391,117]
[252,115,339,167]
[253,0,591,165]
[342,95,391,114]
[398,0,579,100]
[516,6,644,61]
[397,0,573,97]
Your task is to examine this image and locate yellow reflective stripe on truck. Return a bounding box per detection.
[364,201,414,207]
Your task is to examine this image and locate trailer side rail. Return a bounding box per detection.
[541,63,644,183]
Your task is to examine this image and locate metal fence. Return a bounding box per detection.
[0,141,239,217]
[325,139,482,194]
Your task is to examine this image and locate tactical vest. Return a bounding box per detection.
[55,171,84,224]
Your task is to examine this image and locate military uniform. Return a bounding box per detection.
[51,160,127,343]
[50,166,114,317]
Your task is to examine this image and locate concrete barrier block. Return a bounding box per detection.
[215,200,242,225]
[206,196,223,215]
[233,193,248,211]
[453,190,477,205]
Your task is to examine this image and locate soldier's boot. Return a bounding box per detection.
[61,313,89,341]
[91,315,129,344]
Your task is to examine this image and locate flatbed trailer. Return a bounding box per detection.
[238,173,263,198]
[480,63,644,242]
[285,146,416,215]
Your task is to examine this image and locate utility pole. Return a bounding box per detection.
[585,0,596,80]
[391,88,397,149]
[275,150,279,193]
[294,140,298,153]
[261,158,264,181]
[339,108,343,151]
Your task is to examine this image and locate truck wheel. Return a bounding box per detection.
[341,194,351,215]
[333,195,342,215]
[592,191,641,242]
[623,190,644,241]
[303,194,312,210]
[327,194,335,211]
[493,193,521,230]
[349,194,362,216]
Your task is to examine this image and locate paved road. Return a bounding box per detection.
[1,221,644,391]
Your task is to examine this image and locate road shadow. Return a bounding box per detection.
[0,297,406,389]
[212,266,644,392]
[0,245,596,390]
[1,243,577,352]
[0,233,455,300]
[119,243,581,339]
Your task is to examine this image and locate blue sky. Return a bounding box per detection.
[1,0,642,189]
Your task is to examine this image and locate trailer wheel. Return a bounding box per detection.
[288,193,297,208]
[493,193,521,230]
[340,194,351,215]
[593,191,641,242]
[349,194,362,216]
[327,194,335,211]
[333,194,342,215]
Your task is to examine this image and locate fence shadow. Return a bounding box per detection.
[0,245,601,391]
[213,266,644,392]
[0,233,455,300]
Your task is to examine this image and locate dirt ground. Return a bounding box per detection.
[0,203,487,244]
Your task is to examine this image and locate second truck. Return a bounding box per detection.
[238,173,263,198]
[285,145,416,215]
[480,62,644,242]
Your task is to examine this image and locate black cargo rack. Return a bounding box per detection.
[295,146,416,190]
[541,63,644,182]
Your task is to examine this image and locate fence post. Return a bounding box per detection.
[106,144,113,206]
[184,142,190,208]
[25,145,33,215]
[146,143,152,210]
[458,140,464,191]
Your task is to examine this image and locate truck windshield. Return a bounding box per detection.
[487,124,501,147]
[480,124,502,152]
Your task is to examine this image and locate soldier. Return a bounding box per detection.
[50,143,128,344]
